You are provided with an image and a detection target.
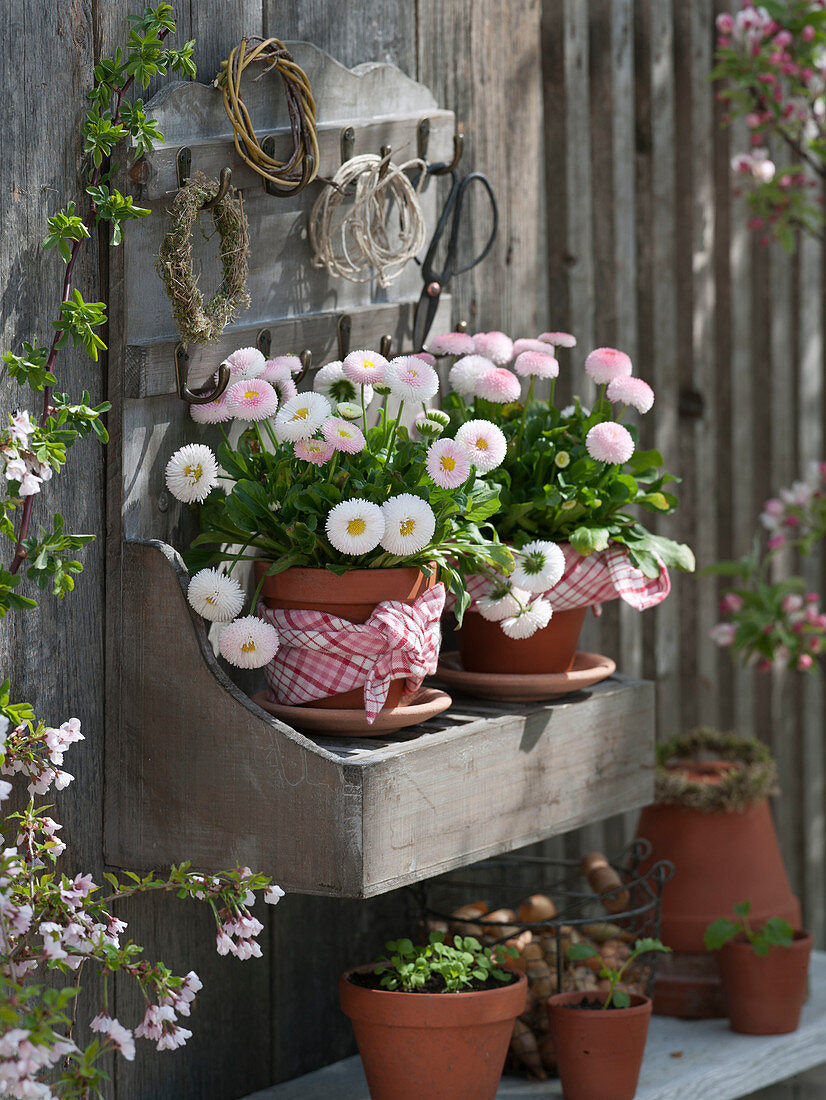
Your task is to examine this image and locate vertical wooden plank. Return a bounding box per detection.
[798,230,825,944]
[265,0,416,72]
[542,0,571,353]
[416,0,544,335]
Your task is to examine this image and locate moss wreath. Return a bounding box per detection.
[156,171,251,345]
[654,727,778,813]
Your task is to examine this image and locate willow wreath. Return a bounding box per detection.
[654,727,778,813]
[156,172,251,345]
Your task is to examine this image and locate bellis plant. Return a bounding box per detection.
[430,330,694,573]
[167,346,513,655]
[708,464,826,670]
[714,2,826,249]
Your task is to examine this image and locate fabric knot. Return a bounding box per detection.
[258,583,445,723]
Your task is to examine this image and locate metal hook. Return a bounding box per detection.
[337,314,352,361]
[202,167,232,210]
[262,136,316,197]
[294,349,313,385]
[175,344,231,405]
[257,328,272,360]
[379,334,393,359]
[341,125,355,164]
[426,123,465,177]
[378,145,392,182]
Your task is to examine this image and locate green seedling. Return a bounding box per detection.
[704,900,795,957]
[567,936,671,1009]
[375,932,518,993]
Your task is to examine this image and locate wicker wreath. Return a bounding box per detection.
[654,727,778,813]
[156,172,251,345]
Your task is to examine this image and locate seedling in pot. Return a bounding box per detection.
[567,937,671,1008]
[704,899,795,956]
[374,931,518,993]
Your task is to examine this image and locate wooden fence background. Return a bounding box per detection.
[0,0,823,1097]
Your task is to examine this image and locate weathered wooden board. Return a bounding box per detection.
[246,952,826,1100]
[105,541,655,897]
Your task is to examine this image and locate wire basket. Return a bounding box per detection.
[414,840,674,1079]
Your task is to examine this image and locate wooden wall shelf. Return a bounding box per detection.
[104,541,655,899]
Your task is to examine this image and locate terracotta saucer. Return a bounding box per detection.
[251,686,452,738]
[434,651,616,703]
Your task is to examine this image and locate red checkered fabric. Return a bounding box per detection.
[463,543,671,613]
[258,585,445,723]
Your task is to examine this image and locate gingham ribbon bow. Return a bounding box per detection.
[258,584,445,723]
[464,543,671,613]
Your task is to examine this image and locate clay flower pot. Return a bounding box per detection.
[457,606,587,675]
[255,564,436,709]
[547,991,652,1100]
[718,931,812,1035]
[340,966,527,1100]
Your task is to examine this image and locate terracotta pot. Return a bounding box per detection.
[456,606,588,675]
[255,564,436,710]
[340,966,527,1100]
[547,991,652,1100]
[636,768,800,1019]
[718,931,812,1035]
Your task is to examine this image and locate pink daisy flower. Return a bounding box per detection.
[449,354,495,396]
[473,331,514,365]
[426,437,472,489]
[342,350,389,386]
[539,331,577,348]
[606,375,654,413]
[514,350,560,380]
[584,347,633,384]
[512,337,555,357]
[427,331,476,357]
[294,439,335,466]
[412,351,436,365]
[190,390,233,425]
[455,419,507,472]
[585,421,635,464]
[260,356,302,382]
[322,417,366,454]
[474,367,521,403]
[386,356,440,402]
[223,347,266,380]
[225,379,280,422]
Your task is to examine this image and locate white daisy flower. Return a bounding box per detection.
[313,361,374,407]
[477,585,532,622]
[511,541,566,594]
[326,499,385,555]
[225,378,280,422]
[380,494,437,556]
[219,616,280,669]
[336,401,363,421]
[187,568,245,622]
[385,356,440,402]
[449,354,495,396]
[273,392,331,441]
[223,347,266,381]
[501,597,553,639]
[165,444,219,504]
[342,350,389,386]
[455,419,507,473]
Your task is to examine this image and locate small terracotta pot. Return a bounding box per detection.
[718,931,812,1035]
[547,991,652,1100]
[255,564,436,709]
[340,966,527,1100]
[456,606,588,675]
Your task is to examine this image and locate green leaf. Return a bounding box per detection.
[612,990,632,1009]
[704,918,740,951]
[567,942,599,961]
[733,900,752,919]
[569,525,611,556]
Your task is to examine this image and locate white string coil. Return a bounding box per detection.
[308,153,427,287]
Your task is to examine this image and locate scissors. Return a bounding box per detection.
[411,167,499,351]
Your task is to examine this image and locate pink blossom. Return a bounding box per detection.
[716,12,734,34]
[426,438,472,489]
[763,498,785,517]
[782,594,804,614]
[474,367,521,403]
[584,346,633,384]
[293,439,335,466]
[806,592,820,605]
[757,658,773,673]
[225,378,280,422]
[803,24,816,42]
[709,622,737,647]
[585,421,635,464]
[261,355,302,381]
[190,390,232,425]
[798,654,814,671]
[538,331,577,348]
[321,417,366,454]
[264,884,285,905]
[342,350,388,386]
[413,352,436,365]
[605,375,655,413]
[426,332,475,357]
[512,338,555,357]
[157,1023,193,1051]
[720,592,744,614]
[472,331,514,365]
[135,1004,175,1042]
[514,351,559,380]
[768,534,786,550]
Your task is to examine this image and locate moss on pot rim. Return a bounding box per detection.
[654,727,778,813]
